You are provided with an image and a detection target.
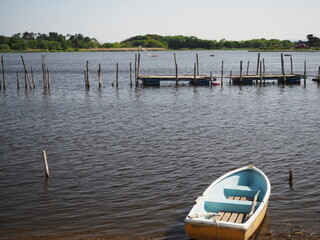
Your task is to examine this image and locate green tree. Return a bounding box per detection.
[0,44,10,52]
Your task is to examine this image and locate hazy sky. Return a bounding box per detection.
[1,0,319,43]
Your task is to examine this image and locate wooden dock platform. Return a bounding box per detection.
[138,74,304,86]
[139,75,215,86]
[230,74,304,84]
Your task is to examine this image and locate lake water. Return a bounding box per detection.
[0,50,320,239]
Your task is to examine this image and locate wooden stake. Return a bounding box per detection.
[304,60,307,85]
[175,63,178,86]
[256,53,260,75]
[260,61,263,84]
[129,63,132,87]
[288,169,293,188]
[136,54,140,86]
[221,61,224,84]
[16,72,20,89]
[21,55,30,89]
[290,56,293,75]
[229,70,232,85]
[116,63,119,88]
[196,54,199,75]
[47,69,50,88]
[42,150,50,179]
[240,61,243,84]
[86,61,90,89]
[42,63,47,89]
[31,66,35,89]
[41,55,47,89]
[194,63,197,85]
[134,54,137,86]
[281,54,286,83]
[246,61,249,75]
[98,64,102,88]
[1,56,5,90]
[174,53,178,86]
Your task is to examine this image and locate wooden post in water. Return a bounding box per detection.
[290,56,293,75]
[318,66,320,82]
[47,69,50,89]
[263,58,265,76]
[31,66,35,89]
[134,54,137,86]
[129,63,133,87]
[84,71,87,88]
[260,61,263,84]
[174,53,178,86]
[229,71,232,85]
[256,53,260,75]
[1,56,5,90]
[239,61,243,84]
[246,61,250,75]
[196,54,199,75]
[42,150,50,179]
[16,72,20,89]
[42,59,47,89]
[194,63,197,85]
[21,55,30,89]
[281,53,286,83]
[288,169,293,188]
[304,60,307,85]
[98,64,102,88]
[136,53,141,87]
[116,63,119,88]
[86,61,90,89]
[221,61,224,84]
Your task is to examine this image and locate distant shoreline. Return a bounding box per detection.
[1,47,319,53]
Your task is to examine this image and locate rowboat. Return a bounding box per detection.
[185,165,271,240]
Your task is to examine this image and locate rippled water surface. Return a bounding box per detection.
[0,51,320,239]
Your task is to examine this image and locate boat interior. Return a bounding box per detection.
[203,169,267,224]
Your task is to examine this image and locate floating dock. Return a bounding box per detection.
[139,75,215,86]
[230,74,303,85]
[138,74,304,86]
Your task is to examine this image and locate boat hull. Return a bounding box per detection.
[185,200,268,240]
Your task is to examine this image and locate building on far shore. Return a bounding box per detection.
[295,40,309,48]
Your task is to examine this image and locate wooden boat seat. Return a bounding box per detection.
[215,196,254,223]
[224,186,259,199]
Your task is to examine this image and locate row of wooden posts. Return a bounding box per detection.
[0,55,50,90]
[83,53,141,89]
[1,53,320,91]
[40,149,294,188]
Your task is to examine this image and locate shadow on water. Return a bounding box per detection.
[164,208,190,240]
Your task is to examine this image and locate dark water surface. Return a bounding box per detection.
[1,51,320,239]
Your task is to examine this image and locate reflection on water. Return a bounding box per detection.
[0,51,320,239]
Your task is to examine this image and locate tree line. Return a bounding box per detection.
[0,32,318,52]
[0,32,100,51]
[119,34,295,49]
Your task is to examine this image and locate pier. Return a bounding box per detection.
[138,74,304,86]
[137,53,307,86]
[139,75,215,86]
[230,74,303,85]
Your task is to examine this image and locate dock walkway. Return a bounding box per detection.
[138,74,304,86]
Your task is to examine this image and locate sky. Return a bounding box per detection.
[1,0,319,43]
